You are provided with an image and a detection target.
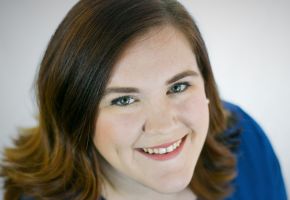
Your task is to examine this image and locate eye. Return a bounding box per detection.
[110,82,191,107]
[110,96,137,106]
[167,82,191,94]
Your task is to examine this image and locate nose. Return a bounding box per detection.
[142,100,178,135]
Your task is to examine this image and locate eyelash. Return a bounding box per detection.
[110,82,191,107]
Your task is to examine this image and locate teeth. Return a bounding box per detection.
[166,145,174,152]
[142,139,182,155]
[173,143,177,149]
[159,148,166,154]
[176,139,182,145]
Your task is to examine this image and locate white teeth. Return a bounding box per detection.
[142,139,182,155]
[159,148,166,154]
[173,143,177,149]
[166,145,174,152]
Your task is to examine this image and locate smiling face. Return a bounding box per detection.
[94,25,210,197]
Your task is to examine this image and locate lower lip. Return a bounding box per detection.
[137,135,187,161]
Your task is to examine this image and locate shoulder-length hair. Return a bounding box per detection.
[1,0,237,199]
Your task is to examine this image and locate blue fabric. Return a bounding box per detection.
[223,101,288,200]
[20,101,288,200]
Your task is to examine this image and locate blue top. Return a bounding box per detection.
[223,101,287,200]
[20,101,288,200]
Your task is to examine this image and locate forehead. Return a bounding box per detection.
[107,25,199,87]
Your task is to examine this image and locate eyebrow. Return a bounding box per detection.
[103,70,199,96]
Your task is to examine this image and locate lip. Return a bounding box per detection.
[136,134,188,161]
[143,137,183,149]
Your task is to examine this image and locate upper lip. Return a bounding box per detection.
[138,134,187,149]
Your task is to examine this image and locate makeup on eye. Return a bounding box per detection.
[110,81,192,107]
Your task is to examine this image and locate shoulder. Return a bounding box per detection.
[223,101,273,153]
[222,101,288,199]
[223,101,279,159]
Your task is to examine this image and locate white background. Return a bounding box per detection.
[0,0,289,197]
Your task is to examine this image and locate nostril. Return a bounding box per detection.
[141,114,179,134]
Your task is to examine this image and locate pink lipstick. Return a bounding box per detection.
[137,135,187,161]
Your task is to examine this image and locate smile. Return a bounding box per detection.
[142,139,182,154]
[137,135,188,161]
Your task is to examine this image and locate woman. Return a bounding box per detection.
[1,0,287,200]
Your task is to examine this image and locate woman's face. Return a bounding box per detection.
[94,25,209,194]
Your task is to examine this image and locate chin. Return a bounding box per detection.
[149,171,193,194]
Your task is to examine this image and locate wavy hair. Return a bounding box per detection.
[1,0,237,199]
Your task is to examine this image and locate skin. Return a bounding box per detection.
[94,25,210,200]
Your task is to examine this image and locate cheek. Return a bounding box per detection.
[94,111,142,151]
[177,92,209,133]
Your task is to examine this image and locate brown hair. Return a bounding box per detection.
[1,0,237,199]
